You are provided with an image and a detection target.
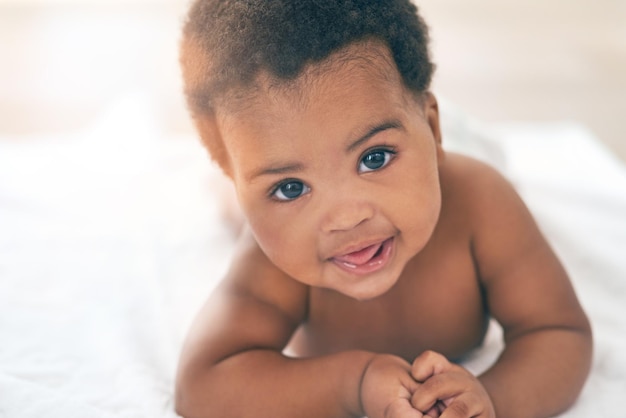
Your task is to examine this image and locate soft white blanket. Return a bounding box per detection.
[1,96,625,417]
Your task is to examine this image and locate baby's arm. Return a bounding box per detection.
[457,157,592,417]
[174,230,420,418]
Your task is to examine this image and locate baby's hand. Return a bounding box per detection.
[410,351,495,418]
[360,354,425,418]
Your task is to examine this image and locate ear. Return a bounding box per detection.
[422,92,445,163]
[193,112,233,178]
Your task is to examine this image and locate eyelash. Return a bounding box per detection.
[270,179,311,202]
[358,146,397,173]
[268,146,398,202]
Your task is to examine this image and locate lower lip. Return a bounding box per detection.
[331,238,395,276]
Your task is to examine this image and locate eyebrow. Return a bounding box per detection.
[247,162,305,182]
[247,120,403,182]
[346,119,403,153]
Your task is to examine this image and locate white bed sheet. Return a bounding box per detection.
[1,95,625,417]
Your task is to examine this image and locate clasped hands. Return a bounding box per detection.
[360,351,495,418]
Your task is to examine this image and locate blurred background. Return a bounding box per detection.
[0,0,625,161]
[420,0,626,162]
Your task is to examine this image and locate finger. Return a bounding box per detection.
[439,392,483,418]
[411,350,452,382]
[411,373,464,412]
[402,370,420,394]
[424,403,442,418]
[424,400,448,417]
[386,399,425,418]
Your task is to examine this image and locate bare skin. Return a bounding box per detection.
[175,42,592,418]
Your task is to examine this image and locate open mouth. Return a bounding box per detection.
[331,238,394,275]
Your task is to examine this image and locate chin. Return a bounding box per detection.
[337,274,400,301]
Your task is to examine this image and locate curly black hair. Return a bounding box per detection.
[181,0,435,114]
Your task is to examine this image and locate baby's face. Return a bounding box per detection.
[212,45,443,300]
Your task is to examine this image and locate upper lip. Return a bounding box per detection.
[328,236,392,260]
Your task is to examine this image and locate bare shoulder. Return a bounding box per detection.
[438,152,516,209]
[221,228,310,326]
[196,227,309,342]
[437,153,526,237]
[438,151,545,280]
[177,228,308,386]
[439,152,589,336]
[441,151,535,243]
[438,152,534,235]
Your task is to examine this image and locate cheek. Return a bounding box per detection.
[252,220,284,258]
[244,206,283,254]
[394,159,442,236]
[244,204,316,272]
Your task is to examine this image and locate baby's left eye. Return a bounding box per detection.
[358,149,395,173]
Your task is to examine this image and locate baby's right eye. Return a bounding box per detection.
[271,180,311,201]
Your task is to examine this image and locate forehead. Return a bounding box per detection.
[213,42,422,180]
[218,41,413,126]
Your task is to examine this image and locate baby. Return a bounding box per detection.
[175,1,592,417]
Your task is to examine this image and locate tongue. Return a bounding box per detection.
[334,242,382,266]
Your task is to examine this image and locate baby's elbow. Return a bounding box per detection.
[175,391,209,418]
[574,309,594,360]
[174,373,212,418]
[174,381,197,418]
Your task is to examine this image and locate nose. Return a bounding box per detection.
[320,194,375,233]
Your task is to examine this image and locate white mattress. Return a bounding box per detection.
[1,95,625,417]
